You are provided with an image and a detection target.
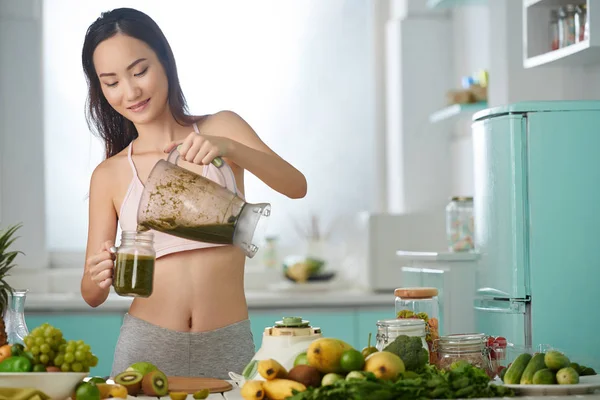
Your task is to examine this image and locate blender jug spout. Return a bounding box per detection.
[233,202,272,258]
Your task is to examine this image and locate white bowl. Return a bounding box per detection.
[0,372,87,400]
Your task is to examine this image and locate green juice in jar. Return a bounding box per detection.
[113,253,155,297]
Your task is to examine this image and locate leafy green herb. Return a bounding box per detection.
[287,363,513,400]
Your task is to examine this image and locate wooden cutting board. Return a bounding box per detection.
[167,376,233,393]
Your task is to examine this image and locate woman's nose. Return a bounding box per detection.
[124,81,142,101]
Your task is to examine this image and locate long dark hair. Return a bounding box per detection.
[82,8,198,159]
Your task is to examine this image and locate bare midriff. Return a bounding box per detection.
[127,245,248,332]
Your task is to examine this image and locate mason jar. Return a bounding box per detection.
[376,318,429,356]
[112,231,156,298]
[434,333,494,377]
[394,287,441,363]
[446,196,474,252]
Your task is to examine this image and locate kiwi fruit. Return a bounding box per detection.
[114,370,143,396]
[141,369,169,397]
[287,365,322,388]
[169,392,188,400]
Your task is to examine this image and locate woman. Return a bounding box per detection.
[79,8,307,379]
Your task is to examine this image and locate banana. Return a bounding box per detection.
[262,379,307,400]
[258,358,288,380]
[240,380,265,400]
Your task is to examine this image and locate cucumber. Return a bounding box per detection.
[520,353,547,384]
[503,353,533,384]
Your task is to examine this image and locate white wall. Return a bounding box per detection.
[36,0,382,263]
[449,5,490,198]
[0,0,48,269]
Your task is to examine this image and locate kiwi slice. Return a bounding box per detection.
[141,370,169,397]
[114,370,143,396]
[169,392,188,400]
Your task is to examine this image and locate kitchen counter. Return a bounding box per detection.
[75,381,600,400]
[23,289,393,312]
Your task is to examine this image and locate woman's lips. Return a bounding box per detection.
[128,98,151,112]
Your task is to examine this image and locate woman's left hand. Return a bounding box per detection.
[164,132,233,165]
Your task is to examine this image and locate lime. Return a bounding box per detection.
[75,382,101,400]
[193,389,210,399]
[294,352,309,366]
[340,349,365,372]
[322,373,344,386]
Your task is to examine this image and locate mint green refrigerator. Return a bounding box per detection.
[471,101,600,370]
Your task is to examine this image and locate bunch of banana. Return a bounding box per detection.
[241,359,307,400]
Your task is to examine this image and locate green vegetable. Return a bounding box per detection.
[0,356,33,372]
[382,335,429,372]
[10,343,24,357]
[286,363,514,400]
[32,364,47,372]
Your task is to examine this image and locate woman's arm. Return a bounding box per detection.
[169,111,307,199]
[81,162,118,307]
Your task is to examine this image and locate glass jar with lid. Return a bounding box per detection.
[394,287,440,363]
[112,231,156,298]
[575,4,587,43]
[434,333,494,377]
[375,318,429,356]
[445,196,474,252]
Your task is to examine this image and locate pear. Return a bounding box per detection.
[307,338,354,374]
[364,351,405,380]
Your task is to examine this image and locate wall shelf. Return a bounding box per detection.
[523,0,600,68]
[427,0,487,9]
[429,102,488,124]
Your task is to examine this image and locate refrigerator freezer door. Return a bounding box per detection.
[472,114,529,300]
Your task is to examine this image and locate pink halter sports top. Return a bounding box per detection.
[118,123,243,258]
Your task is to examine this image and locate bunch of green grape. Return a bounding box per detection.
[23,323,98,372]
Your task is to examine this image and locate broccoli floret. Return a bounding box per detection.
[382,335,429,372]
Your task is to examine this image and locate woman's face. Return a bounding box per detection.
[93,33,169,125]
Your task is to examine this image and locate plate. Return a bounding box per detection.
[502,375,600,396]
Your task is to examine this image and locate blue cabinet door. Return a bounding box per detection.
[25,313,124,378]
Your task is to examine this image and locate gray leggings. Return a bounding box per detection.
[111,313,255,379]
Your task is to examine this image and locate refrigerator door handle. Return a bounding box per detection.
[474,297,530,314]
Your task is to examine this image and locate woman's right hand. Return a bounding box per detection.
[86,240,115,290]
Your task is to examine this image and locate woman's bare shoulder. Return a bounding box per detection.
[90,147,130,185]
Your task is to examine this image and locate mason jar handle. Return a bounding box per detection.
[167,147,239,196]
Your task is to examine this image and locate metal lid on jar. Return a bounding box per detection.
[394,287,438,299]
[377,318,425,335]
[437,333,486,352]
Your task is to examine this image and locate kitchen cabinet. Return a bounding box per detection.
[523,0,600,68]
[23,307,394,378]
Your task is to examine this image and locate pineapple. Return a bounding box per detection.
[0,223,23,346]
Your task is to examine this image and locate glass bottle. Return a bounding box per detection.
[549,9,560,51]
[112,231,156,298]
[561,5,577,47]
[575,4,587,43]
[394,287,441,363]
[435,333,494,378]
[446,196,474,252]
[376,318,429,355]
[3,289,30,345]
[262,236,279,269]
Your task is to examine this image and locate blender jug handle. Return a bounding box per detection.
[167,148,240,196]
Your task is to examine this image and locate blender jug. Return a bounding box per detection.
[137,149,271,258]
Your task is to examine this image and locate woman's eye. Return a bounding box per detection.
[134,67,148,77]
[106,82,118,87]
